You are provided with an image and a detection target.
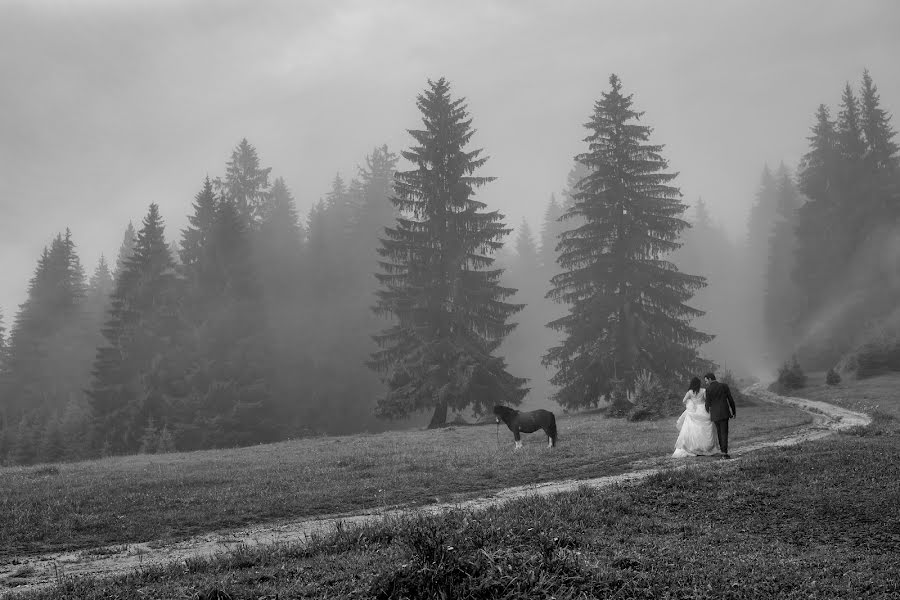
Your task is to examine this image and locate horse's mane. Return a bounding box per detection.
[493,405,518,420]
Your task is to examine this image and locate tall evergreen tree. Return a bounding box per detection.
[860,70,899,171]
[792,74,900,367]
[538,194,565,273]
[255,177,308,433]
[179,178,219,295]
[351,146,400,278]
[190,197,275,447]
[746,166,779,250]
[837,83,867,168]
[216,138,272,226]
[670,197,747,371]
[89,204,181,454]
[0,309,6,371]
[544,74,711,408]
[1,232,88,424]
[258,177,304,293]
[370,77,527,427]
[797,105,838,201]
[114,222,137,280]
[764,168,803,361]
[794,105,840,307]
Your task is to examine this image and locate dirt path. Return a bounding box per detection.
[0,384,871,595]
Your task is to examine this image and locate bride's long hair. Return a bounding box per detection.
[689,376,702,394]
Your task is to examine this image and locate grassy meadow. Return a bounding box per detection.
[0,393,811,559]
[11,373,900,599]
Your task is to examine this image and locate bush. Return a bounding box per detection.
[776,356,807,391]
[826,367,842,386]
[627,371,681,421]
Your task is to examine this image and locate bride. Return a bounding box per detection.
[672,376,718,457]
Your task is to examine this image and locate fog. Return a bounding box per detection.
[1,1,899,460]
[3,0,898,317]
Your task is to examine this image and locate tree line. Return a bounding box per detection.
[741,70,899,372]
[5,69,893,466]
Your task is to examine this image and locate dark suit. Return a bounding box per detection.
[705,381,736,454]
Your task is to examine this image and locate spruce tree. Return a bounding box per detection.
[351,146,400,280]
[538,194,565,274]
[185,197,275,448]
[216,139,272,226]
[371,77,526,427]
[89,204,180,454]
[114,222,137,280]
[514,218,539,267]
[258,176,304,278]
[837,83,867,169]
[1,232,88,425]
[544,74,711,408]
[0,309,7,373]
[797,105,838,201]
[257,177,307,430]
[860,70,899,170]
[764,167,803,361]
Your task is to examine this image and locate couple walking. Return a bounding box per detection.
[672,372,736,459]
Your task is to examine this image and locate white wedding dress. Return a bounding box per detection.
[672,389,718,457]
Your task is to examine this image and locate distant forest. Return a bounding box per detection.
[0,70,897,466]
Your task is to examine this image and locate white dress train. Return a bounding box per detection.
[672,389,718,457]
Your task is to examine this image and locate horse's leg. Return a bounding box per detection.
[544,417,557,448]
[514,430,522,450]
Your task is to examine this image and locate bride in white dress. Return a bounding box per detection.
[672,377,718,457]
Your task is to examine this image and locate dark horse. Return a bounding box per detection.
[493,405,557,449]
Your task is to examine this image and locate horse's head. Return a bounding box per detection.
[493,405,514,423]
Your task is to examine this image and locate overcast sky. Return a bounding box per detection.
[1,0,898,319]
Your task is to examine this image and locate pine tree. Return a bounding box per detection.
[256,176,308,433]
[764,167,803,361]
[797,105,838,202]
[670,197,743,369]
[538,194,565,273]
[87,256,114,302]
[216,139,272,226]
[514,218,539,267]
[859,70,899,171]
[351,146,400,280]
[183,197,275,448]
[318,173,357,296]
[114,222,137,280]
[88,204,180,454]
[257,177,305,322]
[0,309,7,373]
[746,166,779,250]
[258,173,303,247]
[544,74,711,408]
[1,232,88,425]
[370,77,527,427]
[837,83,867,169]
[84,255,114,349]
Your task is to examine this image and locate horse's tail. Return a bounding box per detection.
[548,414,558,447]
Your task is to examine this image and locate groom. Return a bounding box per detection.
[704,372,736,459]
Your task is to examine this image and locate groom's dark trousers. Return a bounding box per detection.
[705,381,736,453]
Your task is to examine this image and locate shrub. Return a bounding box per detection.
[826,368,842,386]
[627,371,681,421]
[776,356,807,391]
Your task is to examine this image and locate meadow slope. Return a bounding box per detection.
[2,379,879,596]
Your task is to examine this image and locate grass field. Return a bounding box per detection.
[0,392,810,559]
[10,373,899,599]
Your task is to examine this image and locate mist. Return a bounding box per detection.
[1,1,899,464]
